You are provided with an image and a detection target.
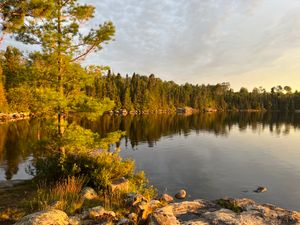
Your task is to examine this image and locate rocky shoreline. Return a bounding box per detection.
[0,113,31,123]
[103,108,278,116]
[13,188,300,225]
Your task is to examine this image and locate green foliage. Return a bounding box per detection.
[34,149,156,202]
[33,123,154,198]
[216,199,243,213]
[7,86,33,112]
[61,123,124,153]
[89,72,300,112]
[1,0,115,135]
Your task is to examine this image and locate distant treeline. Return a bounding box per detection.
[1,46,300,113]
[87,71,300,112]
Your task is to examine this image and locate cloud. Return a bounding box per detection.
[2,0,300,90]
[83,0,300,84]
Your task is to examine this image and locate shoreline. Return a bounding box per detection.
[104,108,296,116]
[1,179,300,225]
[0,113,32,124]
[6,181,300,225]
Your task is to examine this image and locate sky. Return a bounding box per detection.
[3,0,300,91]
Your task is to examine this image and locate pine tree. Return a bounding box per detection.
[1,0,115,136]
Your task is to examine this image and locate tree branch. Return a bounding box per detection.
[71,44,96,62]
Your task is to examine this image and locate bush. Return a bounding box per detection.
[35,150,147,191]
[33,123,156,208]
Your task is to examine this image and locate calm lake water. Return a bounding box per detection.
[1,112,300,210]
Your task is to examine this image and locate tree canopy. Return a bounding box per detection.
[1,0,115,136]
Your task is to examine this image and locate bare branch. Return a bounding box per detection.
[71,44,96,62]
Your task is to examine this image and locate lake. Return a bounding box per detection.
[1,112,300,210]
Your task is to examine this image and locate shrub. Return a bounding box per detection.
[33,123,156,208]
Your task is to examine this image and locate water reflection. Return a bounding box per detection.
[0,119,44,180]
[77,112,300,148]
[0,112,299,181]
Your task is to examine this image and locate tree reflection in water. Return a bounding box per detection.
[0,112,299,180]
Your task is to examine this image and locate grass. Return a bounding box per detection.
[30,176,86,214]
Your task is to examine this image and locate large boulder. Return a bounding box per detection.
[14,209,69,225]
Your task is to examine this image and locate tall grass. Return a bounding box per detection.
[30,176,86,214]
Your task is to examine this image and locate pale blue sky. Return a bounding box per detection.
[3,0,300,91]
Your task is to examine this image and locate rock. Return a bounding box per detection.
[149,200,162,209]
[175,189,187,199]
[161,193,174,203]
[117,218,130,225]
[254,186,268,193]
[14,209,69,225]
[148,205,180,225]
[148,198,300,225]
[136,200,152,221]
[172,200,209,215]
[87,206,116,220]
[110,177,129,192]
[125,193,148,207]
[69,215,81,225]
[128,213,138,222]
[81,187,98,200]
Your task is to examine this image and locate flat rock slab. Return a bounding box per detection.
[148,198,300,225]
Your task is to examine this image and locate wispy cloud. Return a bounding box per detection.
[2,0,300,90]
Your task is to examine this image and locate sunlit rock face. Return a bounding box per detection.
[13,209,69,225]
[148,198,300,225]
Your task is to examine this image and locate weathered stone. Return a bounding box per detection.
[128,212,138,222]
[233,198,256,210]
[172,200,207,215]
[69,215,81,225]
[175,189,187,199]
[148,198,300,225]
[81,187,98,200]
[110,177,129,192]
[125,193,148,207]
[149,200,162,209]
[161,193,174,203]
[117,218,130,225]
[136,200,152,221]
[254,186,268,193]
[14,209,69,225]
[87,206,116,220]
[148,205,180,225]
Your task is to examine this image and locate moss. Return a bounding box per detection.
[215,199,243,213]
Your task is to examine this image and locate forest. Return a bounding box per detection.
[1,47,299,114]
